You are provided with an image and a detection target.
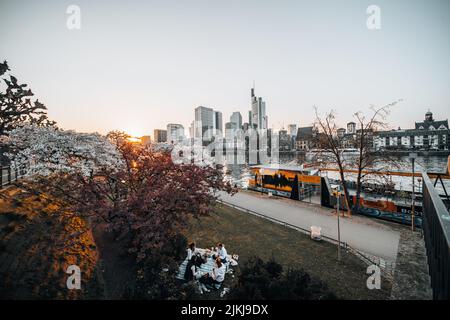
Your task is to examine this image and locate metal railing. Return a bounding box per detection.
[0,165,27,189]
[422,173,450,299]
[216,197,394,280]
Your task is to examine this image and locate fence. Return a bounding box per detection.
[422,173,450,299]
[216,197,394,280]
[0,165,27,189]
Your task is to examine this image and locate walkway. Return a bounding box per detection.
[218,190,401,263]
[390,229,432,299]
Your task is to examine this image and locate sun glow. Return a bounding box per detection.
[126,137,142,144]
[122,126,149,139]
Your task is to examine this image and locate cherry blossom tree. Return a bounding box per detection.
[4,124,122,176]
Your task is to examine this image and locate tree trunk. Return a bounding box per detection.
[337,162,352,217]
[353,172,362,215]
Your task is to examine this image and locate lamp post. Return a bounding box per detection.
[409,152,418,231]
[333,187,342,262]
[259,168,264,195]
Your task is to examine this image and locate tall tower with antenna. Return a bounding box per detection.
[250,83,267,130]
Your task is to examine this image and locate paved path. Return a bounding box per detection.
[218,191,401,262]
[390,229,432,299]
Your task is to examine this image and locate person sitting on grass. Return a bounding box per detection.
[199,257,226,292]
[184,254,204,281]
[213,243,228,264]
[186,242,198,261]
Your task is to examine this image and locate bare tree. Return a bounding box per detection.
[352,101,402,214]
[314,100,402,216]
[313,107,353,215]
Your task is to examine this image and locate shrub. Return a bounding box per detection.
[230,256,336,300]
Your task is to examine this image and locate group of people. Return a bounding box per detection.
[184,242,228,294]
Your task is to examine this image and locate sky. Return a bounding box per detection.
[1,0,449,137]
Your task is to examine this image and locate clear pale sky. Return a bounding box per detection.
[1,0,449,137]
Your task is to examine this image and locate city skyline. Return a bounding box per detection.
[1,0,450,137]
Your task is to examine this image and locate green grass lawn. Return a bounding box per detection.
[186,203,392,300]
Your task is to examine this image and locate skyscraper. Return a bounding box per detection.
[194,106,217,141]
[230,111,242,129]
[224,122,237,139]
[279,129,291,151]
[189,121,194,139]
[166,123,185,143]
[214,111,223,136]
[250,87,268,130]
[288,124,298,149]
[288,124,297,137]
[153,129,167,143]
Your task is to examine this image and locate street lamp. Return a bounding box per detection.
[259,168,264,195]
[332,186,342,262]
[409,152,418,231]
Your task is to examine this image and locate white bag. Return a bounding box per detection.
[310,226,322,241]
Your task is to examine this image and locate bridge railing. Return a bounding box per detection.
[422,173,450,299]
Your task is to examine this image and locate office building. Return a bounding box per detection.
[189,121,195,139]
[195,106,214,140]
[231,112,242,129]
[288,124,297,137]
[153,129,167,143]
[288,124,298,149]
[250,87,268,130]
[167,123,185,143]
[279,129,291,151]
[214,111,223,136]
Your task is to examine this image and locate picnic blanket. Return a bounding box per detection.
[176,248,236,281]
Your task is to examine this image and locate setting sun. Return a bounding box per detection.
[126,137,142,144]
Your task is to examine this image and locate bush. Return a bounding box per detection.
[230,256,336,300]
